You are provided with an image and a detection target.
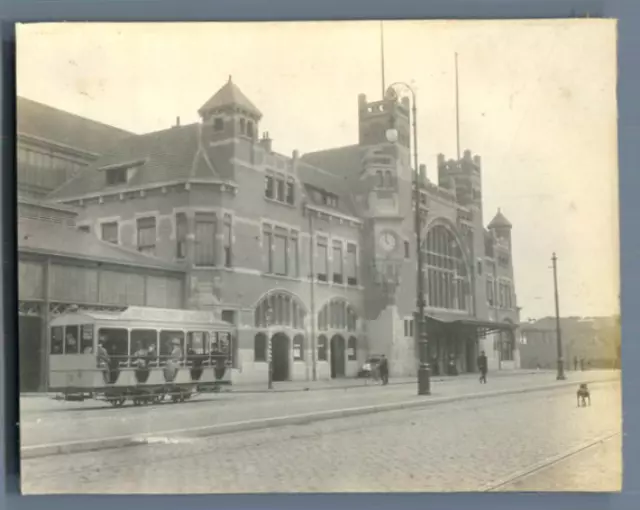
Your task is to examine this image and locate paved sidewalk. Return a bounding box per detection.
[225,368,552,393]
[18,369,559,398]
[20,370,618,452]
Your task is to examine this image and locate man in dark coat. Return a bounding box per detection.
[477,350,488,384]
[378,355,389,385]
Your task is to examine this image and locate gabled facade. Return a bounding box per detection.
[42,77,521,384]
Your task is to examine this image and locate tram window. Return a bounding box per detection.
[50,327,63,354]
[80,325,94,353]
[187,331,209,355]
[65,325,79,354]
[98,328,128,361]
[217,332,230,354]
[130,330,158,358]
[159,330,185,361]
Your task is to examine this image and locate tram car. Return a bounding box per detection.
[48,306,234,407]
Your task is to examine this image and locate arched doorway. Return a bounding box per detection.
[330,334,346,378]
[271,332,290,382]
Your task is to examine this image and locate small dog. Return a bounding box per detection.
[577,383,591,407]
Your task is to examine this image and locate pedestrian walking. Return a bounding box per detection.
[379,354,389,385]
[580,358,585,371]
[477,350,488,384]
[574,356,578,371]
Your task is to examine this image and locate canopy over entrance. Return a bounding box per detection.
[424,313,517,337]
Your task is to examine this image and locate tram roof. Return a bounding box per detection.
[50,306,231,327]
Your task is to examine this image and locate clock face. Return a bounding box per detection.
[379,231,397,252]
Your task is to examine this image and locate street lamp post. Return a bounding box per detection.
[385,82,431,396]
[266,304,274,389]
[551,252,566,380]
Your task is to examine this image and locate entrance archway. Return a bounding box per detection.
[330,334,346,378]
[271,333,290,382]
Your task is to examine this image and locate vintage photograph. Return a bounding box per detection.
[16,20,620,493]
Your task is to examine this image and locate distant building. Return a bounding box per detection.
[519,316,620,370]
[34,77,520,385]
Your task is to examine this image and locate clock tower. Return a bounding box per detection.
[356,92,410,306]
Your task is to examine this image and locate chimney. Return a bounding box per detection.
[175,116,181,128]
[260,132,272,152]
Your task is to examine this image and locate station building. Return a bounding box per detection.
[20,78,521,387]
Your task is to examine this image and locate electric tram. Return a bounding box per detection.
[48,306,234,407]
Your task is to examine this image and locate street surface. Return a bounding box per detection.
[21,375,621,494]
[20,370,614,448]
[497,433,621,492]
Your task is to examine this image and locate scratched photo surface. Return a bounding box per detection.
[16,20,620,494]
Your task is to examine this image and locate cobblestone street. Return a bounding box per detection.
[21,378,621,494]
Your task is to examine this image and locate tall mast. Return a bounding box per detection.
[455,52,461,159]
[380,21,386,98]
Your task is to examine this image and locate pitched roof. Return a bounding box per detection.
[19,217,185,272]
[488,208,512,229]
[198,76,262,119]
[17,96,132,155]
[47,123,218,199]
[301,145,362,181]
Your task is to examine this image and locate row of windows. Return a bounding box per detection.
[315,238,358,285]
[50,325,234,365]
[262,224,299,277]
[253,334,357,362]
[254,293,307,329]
[317,299,358,332]
[307,186,339,208]
[92,213,233,267]
[374,170,396,189]
[211,116,255,137]
[265,174,295,205]
[486,279,514,309]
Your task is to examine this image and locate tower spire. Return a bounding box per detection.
[455,52,461,160]
[380,21,386,98]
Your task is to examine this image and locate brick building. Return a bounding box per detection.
[31,77,520,385]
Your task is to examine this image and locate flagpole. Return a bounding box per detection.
[455,52,461,159]
[380,21,386,98]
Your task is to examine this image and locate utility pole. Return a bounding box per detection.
[552,253,566,380]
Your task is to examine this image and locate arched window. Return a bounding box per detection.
[347,336,357,361]
[423,225,470,311]
[254,292,306,329]
[317,299,358,332]
[317,335,328,361]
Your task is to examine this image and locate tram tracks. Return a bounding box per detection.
[480,430,621,492]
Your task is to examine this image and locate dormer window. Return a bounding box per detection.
[106,167,127,186]
[100,159,145,187]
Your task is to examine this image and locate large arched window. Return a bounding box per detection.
[423,225,470,311]
[318,299,358,332]
[254,291,306,329]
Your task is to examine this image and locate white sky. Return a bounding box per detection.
[16,20,619,320]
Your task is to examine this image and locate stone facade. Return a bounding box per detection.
[42,77,521,384]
